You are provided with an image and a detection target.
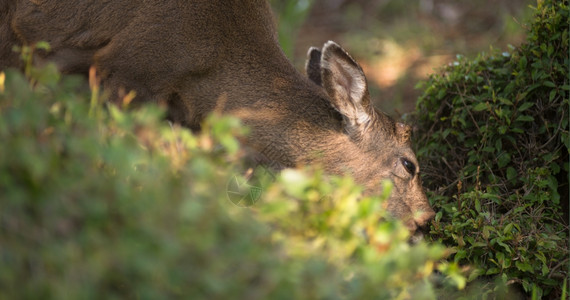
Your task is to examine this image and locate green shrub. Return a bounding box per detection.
[0,52,464,298]
[411,0,568,298]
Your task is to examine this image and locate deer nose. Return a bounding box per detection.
[414,209,436,228]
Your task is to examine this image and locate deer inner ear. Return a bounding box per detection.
[320,41,373,139]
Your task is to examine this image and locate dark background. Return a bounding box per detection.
[273,0,533,116]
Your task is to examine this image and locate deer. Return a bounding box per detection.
[0,0,435,235]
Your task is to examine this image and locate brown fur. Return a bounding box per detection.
[1,0,434,233]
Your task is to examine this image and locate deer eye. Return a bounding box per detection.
[401,158,416,176]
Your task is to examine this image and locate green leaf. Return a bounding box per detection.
[468,268,484,281]
[541,264,549,276]
[473,102,488,111]
[549,90,557,101]
[496,240,512,254]
[516,115,534,122]
[32,63,61,87]
[534,252,547,264]
[454,250,467,262]
[506,167,517,181]
[503,223,514,235]
[486,267,500,275]
[497,152,511,168]
[495,138,502,151]
[499,97,513,106]
[481,193,500,201]
[518,102,534,111]
[35,41,52,51]
[436,88,447,100]
[109,105,125,123]
[519,55,528,68]
[470,242,487,247]
[482,226,493,240]
[515,261,534,272]
[435,211,443,222]
[543,81,556,88]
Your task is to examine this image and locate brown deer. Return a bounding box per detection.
[0,0,435,234]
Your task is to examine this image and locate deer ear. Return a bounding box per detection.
[305,47,322,86]
[396,122,412,145]
[320,41,373,136]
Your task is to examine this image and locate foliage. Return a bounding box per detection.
[411,0,568,298]
[0,52,463,298]
[270,0,313,60]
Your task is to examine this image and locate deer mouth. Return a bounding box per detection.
[408,222,431,245]
[409,229,426,245]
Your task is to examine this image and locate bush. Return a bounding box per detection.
[0,52,464,297]
[411,0,568,298]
